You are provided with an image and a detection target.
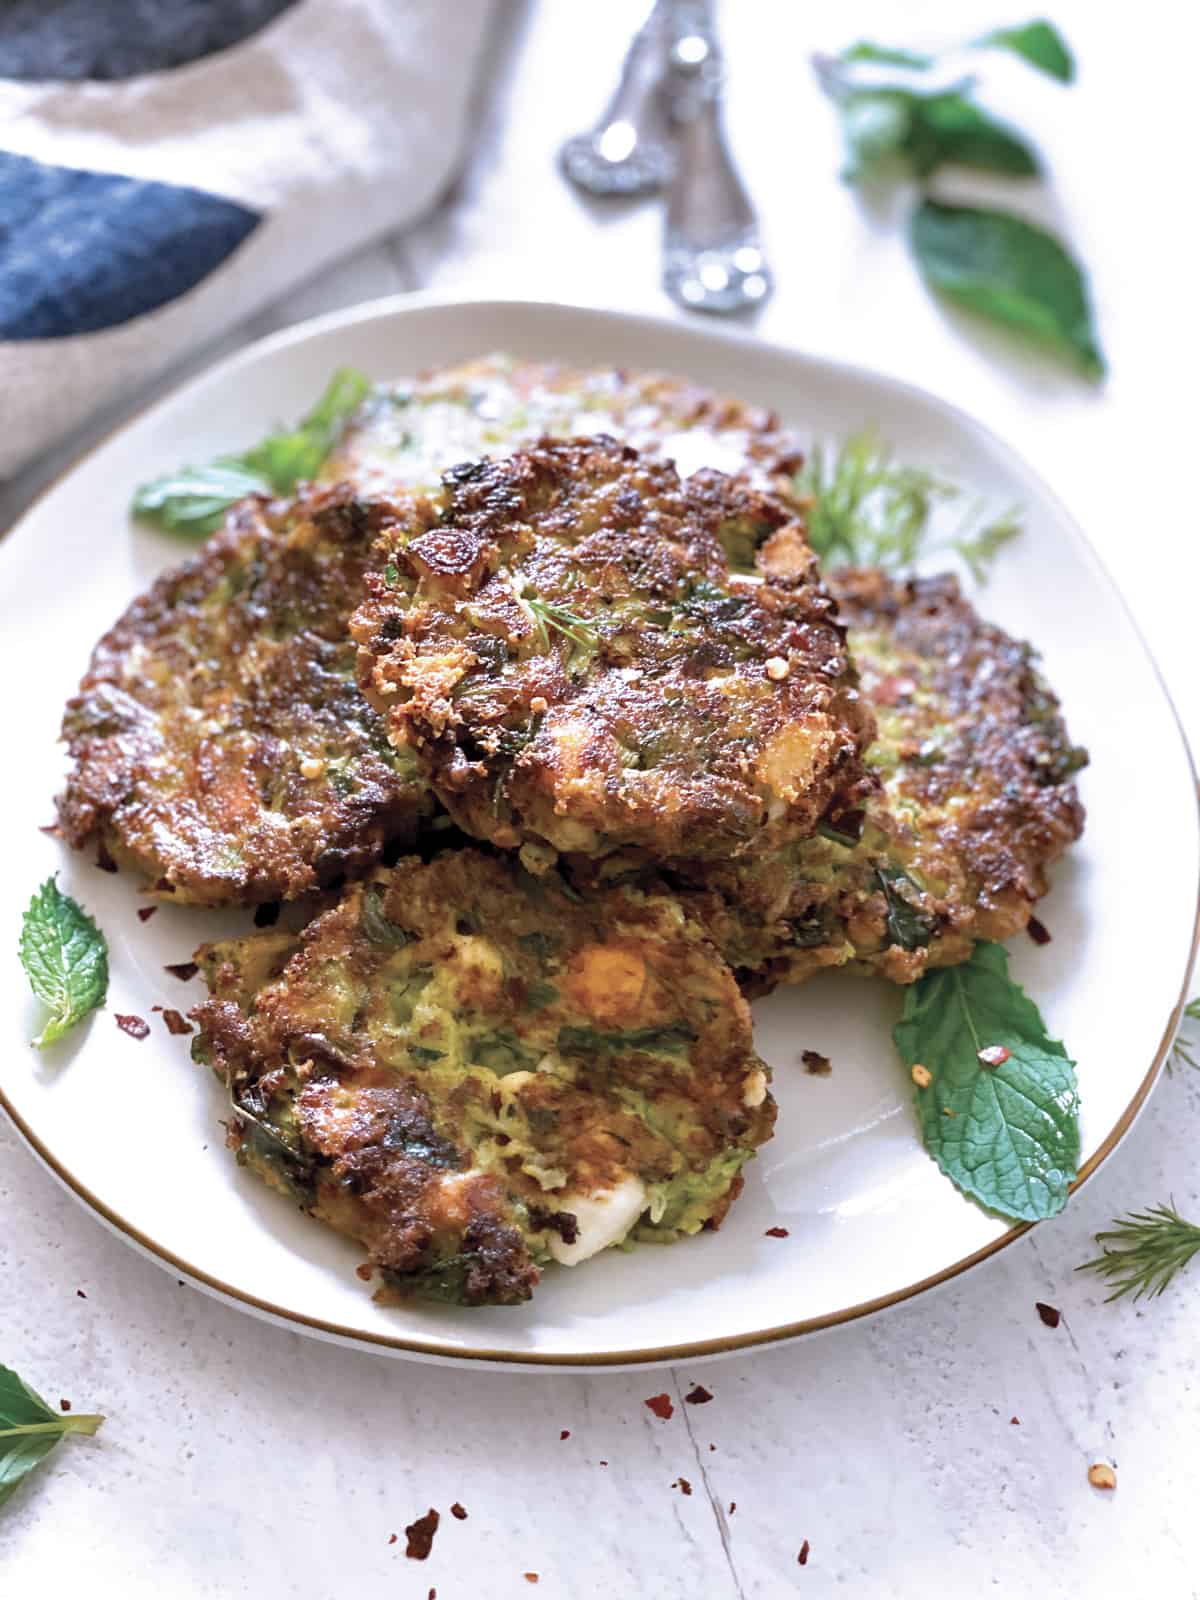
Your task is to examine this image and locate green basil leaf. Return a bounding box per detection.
[975,19,1075,82]
[0,1363,104,1509]
[894,941,1080,1220]
[875,866,937,951]
[910,201,1105,378]
[131,367,370,537]
[130,459,269,537]
[19,877,109,1048]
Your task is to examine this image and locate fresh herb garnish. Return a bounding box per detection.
[557,1023,698,1058]
[813,22,1102,378]
[19,877,109,1048]
[975,19,1074,82]
[132,367,370,536]
[1078,1203,1200,1301]
[0,1363,104,1509]
[795,429,1021,579]
[525,597,599,651]
[1169,997,1200,1072]
[893,940,1080,1220]
[875,866,936,951]
[911,201,1105,379]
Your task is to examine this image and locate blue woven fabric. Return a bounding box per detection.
[0,151,261,339]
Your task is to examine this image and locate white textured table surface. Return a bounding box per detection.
[4,3,1200,1595]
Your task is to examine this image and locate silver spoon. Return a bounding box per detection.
[661,3,773,314]
[559,0,677,198]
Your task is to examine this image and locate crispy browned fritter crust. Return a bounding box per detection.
[669,569,1087,988]
[58,485,432,905]
[192,849,774,1306]
[351,436,874,864]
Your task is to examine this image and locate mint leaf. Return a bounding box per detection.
[131,367,370,537]
[910,200,1105,378]
[841,41,934,69]
[0,1363,104,1509]
[131,459,269,537]
[975,20,1075,82]
[894,941,1079,1220]
[824,80,1038,184]
[19,878,109,1048]
[874,866,936,951]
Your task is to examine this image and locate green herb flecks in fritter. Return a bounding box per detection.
[59,486,433,905]
[670,569,1086,989]
[351,435,875,865]
[190,849,775,1307]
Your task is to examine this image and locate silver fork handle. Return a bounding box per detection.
[559,0,677,198]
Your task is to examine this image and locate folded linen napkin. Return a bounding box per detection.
[0,0,499,479]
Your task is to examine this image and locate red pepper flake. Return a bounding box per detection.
[160,1008,193,1037]
[764,1226,789,1238]
[685,1384,713,1405]
[116,1013,150,1040]
[39,822,63,838]
[977,1045,1011,1068]
[524,1576,539,1586]
[450,1502,468,1521]
[428,1591,436,1600]
[1035,1301,1061,1329]
[1027,915,1052,945]
[76,1289,87,1299]
[728,1502,736,1515]
[137,905,158,923]
[404,1509,440,1560]
[355,1263,373,1282]
[388,1534,397,1546]
[801,1050,832,1076]
[59,1399,71,1412]
[253,900,281,928]
[673,1477,693,1495]
[798,1539,811,1566]
[644,1393,674,1420]
[599,1460,608,1467]
[164,961,199,982]
[1010,1416,1020,1425]
[559,1429,570,1440]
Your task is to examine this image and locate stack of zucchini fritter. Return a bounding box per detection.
[57,357,1086,1306]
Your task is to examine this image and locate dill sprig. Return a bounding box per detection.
[794,429,1021,581]
[525,596,598,651]
[1077,1202,1200,1301]
[1168,996,1200,1073]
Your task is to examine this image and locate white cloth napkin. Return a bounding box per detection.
[0,0,498,478]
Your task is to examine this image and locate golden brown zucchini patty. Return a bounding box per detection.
[58,485,432,905]
[351,435,875,864]
[672,570,1086,988]
[191,849,774,1306]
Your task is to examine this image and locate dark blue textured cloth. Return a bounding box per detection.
[0,0,298,81]
[0,150,261,339]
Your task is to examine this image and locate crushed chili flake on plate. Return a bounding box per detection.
[160,1008,192,1036]
[137,905,158,922]
[685,1384,713,1405]
[801,1050,832,1076]
[977,1045,1011,1067]
[164,961,199,982]
[388,1534,397,1545]
[59,1399,71,1412]
[524,1575,539,1585]
[1027,915,1052,945]
[75,1289,87,1299]
[404,1509,440,1560]
[728,1502,736,1515]
[765,1226,789,1238]
[798,1539,810,1566]
[115,1013,150,1040]
[559,1429,570,1440]
[450,1503,468,1521]
[644,1393,674,1420]
[1010,1416,1020,1425]
[673,1477,692,1495]
[1035,1302,1061,1329]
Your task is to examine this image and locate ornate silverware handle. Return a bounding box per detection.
[662,2,773,313]
[559,0,677,198]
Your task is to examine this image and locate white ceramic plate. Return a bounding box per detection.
[2,297,1196,1371]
